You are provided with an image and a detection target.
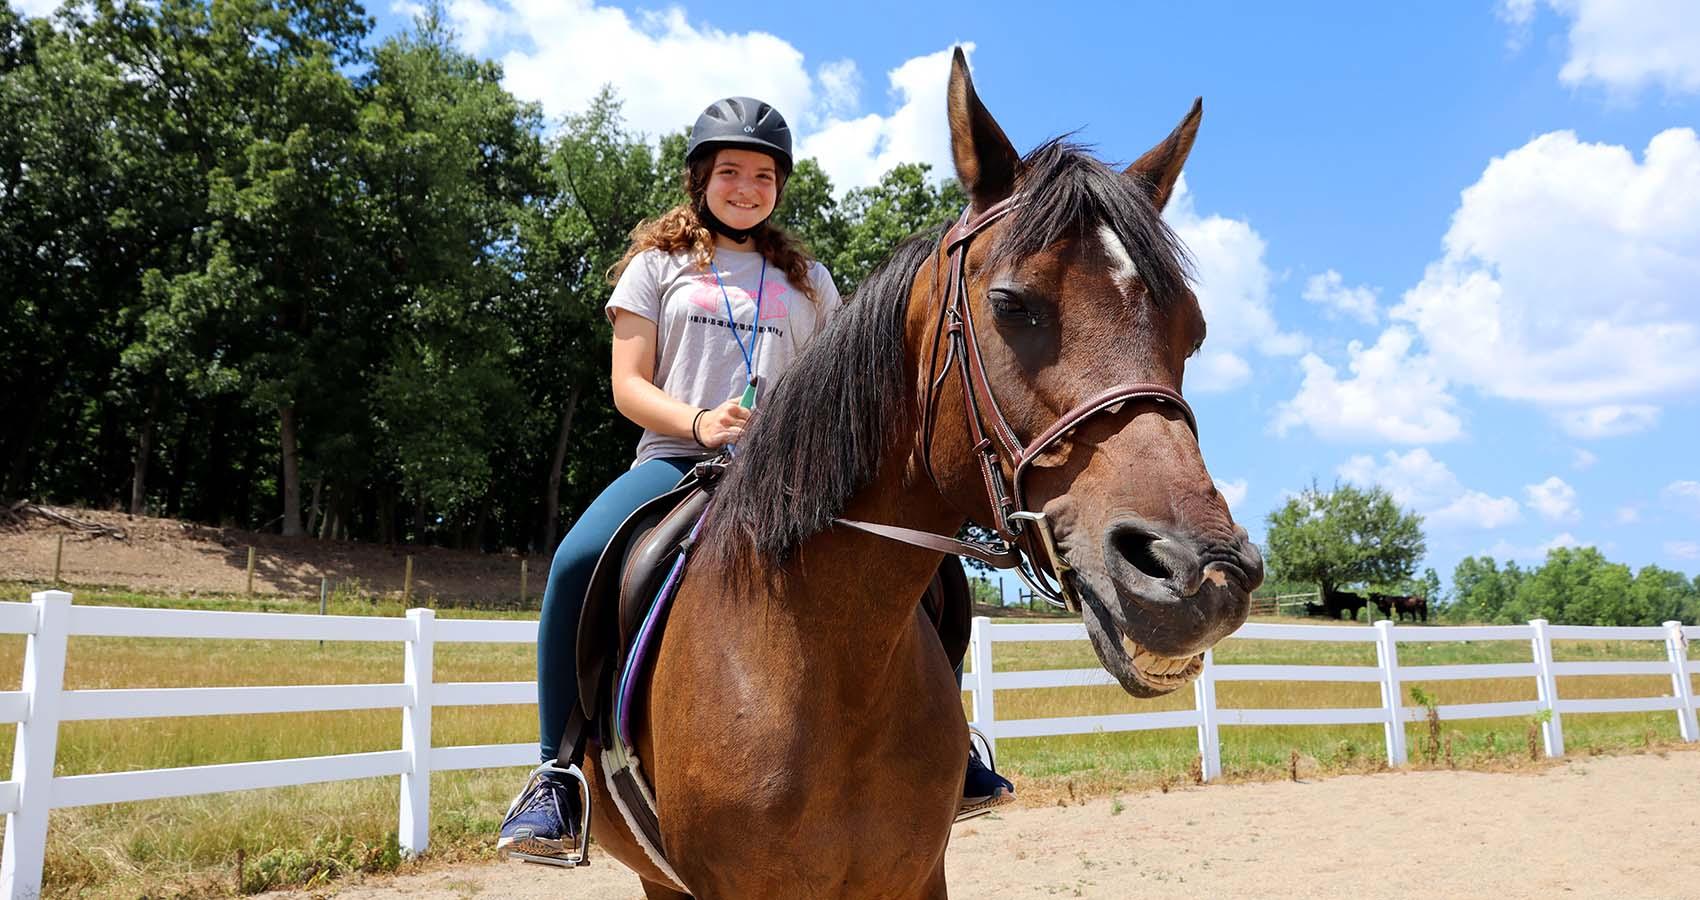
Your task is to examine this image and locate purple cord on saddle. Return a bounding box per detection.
[614,512,707,747]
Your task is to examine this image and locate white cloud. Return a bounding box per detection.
[1525,476,1581,523]
[1667,540,1700,560]
[1215,478,1249,510]
[797,46,961,193]
[1501,0,1700,95]
[1274,328,1462,443]
[815,59,860,119]
[1487,532,1584,561]
[1615,505,1640,524]
[1302,270,1379,325]
[1554,404,1661,438]
[1337,448,1520,529]
[493,1,815,154]
[1165,177,1306,393]
[1391,128,1700,433]
[1545,0,1700,96]
[1665,480,1700,514]
[1572,449,1597,470]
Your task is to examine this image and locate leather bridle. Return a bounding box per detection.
[835,196,1198,611]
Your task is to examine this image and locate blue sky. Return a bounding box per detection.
[351,0,1700,592]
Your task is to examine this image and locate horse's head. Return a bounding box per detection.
[916,51,1263,697]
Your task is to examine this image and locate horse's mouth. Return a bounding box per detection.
[1118,633,1203,691]
[1075,574,1210,698]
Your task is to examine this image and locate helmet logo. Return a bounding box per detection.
[742,126,754,134]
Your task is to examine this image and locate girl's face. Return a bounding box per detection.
[704,148,780,233]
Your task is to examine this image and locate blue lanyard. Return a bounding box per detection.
[712,257,766,381]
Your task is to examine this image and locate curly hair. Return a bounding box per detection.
[607,155,821,303]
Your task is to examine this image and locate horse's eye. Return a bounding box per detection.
[987,288,1040,325]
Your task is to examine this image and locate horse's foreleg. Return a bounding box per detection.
[907,862,949,900]
[641,879,692,900]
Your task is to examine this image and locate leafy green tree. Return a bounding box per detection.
[1263,481,1426,595]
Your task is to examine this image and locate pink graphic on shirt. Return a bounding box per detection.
[684,273,790,320]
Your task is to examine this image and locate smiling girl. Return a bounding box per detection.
[497,97,843,865]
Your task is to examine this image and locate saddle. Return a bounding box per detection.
[542,457,976,884]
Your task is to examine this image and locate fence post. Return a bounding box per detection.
[2,591,72,900]
[1374,619,1407,766]
[1529,619,1564,757]
[1665,621,1696,743]
[399,608,435,857]
[1193,648,1221,781]
[968,616,995,758]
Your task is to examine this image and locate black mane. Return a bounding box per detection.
[697,140,1190,572]
[988,139,1192,308]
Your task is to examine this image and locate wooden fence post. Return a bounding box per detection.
[51,536,63,586]
[2,591,72,899]
[519,559,528,606]
[402,556,414,606]
[399,608,435,857]
[245,547,256,597]
[1665,621,1696,743]
[1530,619,1564,757]
[1375,619,1407,766]
[968,617,996,759]
[1193,647,1221,781]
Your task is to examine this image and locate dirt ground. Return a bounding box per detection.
[265,749,1697,899]
[0,506,533,604]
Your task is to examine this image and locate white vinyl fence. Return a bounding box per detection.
[0,591,1695,899]
[964,617,1699,780]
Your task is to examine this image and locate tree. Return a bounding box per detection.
[1263,481,1426,594]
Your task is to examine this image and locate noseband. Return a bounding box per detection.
[835,196,1197,611]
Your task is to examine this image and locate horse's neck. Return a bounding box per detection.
[732,454,962,685]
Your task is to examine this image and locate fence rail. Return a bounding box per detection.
[0,591,1695,899]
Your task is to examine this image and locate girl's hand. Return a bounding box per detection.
[696,395,752,449]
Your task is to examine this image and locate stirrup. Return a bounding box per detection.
[502,762,593,868]
[956,726,1013,823]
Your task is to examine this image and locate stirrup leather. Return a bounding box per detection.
[501,762,593,868]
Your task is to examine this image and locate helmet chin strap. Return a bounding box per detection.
[700,204,760,244]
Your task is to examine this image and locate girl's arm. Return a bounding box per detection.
[610,309,748,448]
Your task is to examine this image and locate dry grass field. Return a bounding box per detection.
[0,581,1692,897]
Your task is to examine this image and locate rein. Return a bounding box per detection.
[834,196,1198,610]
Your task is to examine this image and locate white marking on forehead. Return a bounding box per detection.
[1097,224,1139,295]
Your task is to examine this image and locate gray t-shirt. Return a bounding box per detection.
[606,246,843,467]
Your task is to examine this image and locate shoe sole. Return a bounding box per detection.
[955,789,1016,822]
[498,836,587,867]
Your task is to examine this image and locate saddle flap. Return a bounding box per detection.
[922,555,973,672]
[576,479,698,723]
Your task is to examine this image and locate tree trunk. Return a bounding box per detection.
[280,403,302,536]
[306,478,324,538]
[542,384,582,551]
[129,383,162,516]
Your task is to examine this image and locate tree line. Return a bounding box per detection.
[1,0,967,552]
[1263,482,1700,625]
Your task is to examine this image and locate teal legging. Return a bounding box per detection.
[537,456,697,761]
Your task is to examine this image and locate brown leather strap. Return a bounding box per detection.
[833,518,1021,569]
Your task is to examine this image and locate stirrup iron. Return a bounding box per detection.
[503,762,593,868]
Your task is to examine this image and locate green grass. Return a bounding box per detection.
[0,581,1693,897]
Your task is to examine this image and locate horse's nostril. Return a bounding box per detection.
[1111,526,1171,580]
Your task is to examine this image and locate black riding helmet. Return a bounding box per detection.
[685,97,793,176]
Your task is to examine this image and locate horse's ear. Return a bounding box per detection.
[947,47,1020,212]
[1124,98,1202,211]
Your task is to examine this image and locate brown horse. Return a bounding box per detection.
[581,49,1263,898]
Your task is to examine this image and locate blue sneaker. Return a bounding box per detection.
[497,764,590,866]
[959,748,1014,821]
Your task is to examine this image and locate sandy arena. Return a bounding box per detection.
[267,749,1696,899]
